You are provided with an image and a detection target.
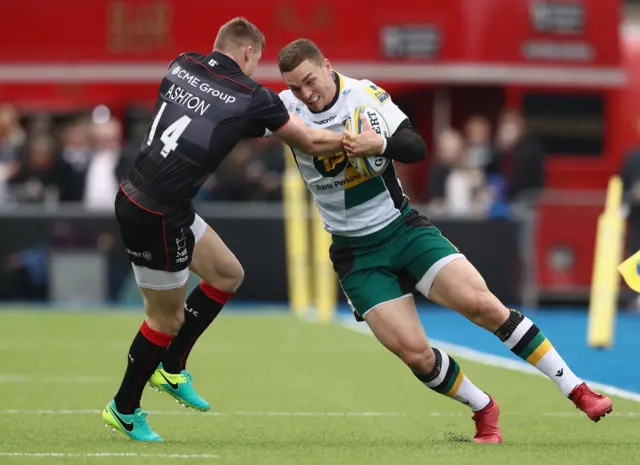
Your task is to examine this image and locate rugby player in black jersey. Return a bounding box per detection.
[101,18,344,441]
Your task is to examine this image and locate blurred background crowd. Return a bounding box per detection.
[0,102,545,216]
[0,103,288,208]
[1,0,639,311]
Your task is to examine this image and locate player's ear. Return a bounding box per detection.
[244,45,254,62]
[323,58,332,76]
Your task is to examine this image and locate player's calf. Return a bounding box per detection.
[147,281,222,411]
[146,306,185,335]
[495,309,612,420]
[412,347,502,444]
[161,225,240,376]
[412,347,492,413]
[365,299,501,443]
[190,224,244,293]
[393,337,434,373]
[109,287,185,415]
[111,319,175,415]
[430,258,612,420]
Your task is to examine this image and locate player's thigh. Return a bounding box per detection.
[115,189,192,326]
[189,220,244,292]
[391,216,508,328]
[329,240,403,319]
[427,257,508,330]
[340,267,412,320]
[392,215,464,297]
[364,292,431,361]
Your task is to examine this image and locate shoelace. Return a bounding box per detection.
[572,386,602,408]
[581,388,603,399]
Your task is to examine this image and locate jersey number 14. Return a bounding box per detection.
[147,101,192,158]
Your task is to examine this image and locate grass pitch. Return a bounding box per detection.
[0,310,639,464]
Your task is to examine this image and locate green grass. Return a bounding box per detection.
[0,310,639,465]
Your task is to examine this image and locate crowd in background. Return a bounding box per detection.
[0,102,287,209]
[0,103,132,209]
[0,102,547,217]
[6,100,640,306]
[424,110,546,218]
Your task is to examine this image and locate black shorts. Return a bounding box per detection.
[115,180,204,279]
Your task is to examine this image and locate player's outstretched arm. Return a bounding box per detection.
[274,113,343,156]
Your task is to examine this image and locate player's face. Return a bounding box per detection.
[282,59,335,112]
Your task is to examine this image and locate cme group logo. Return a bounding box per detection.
[172,66,181,75]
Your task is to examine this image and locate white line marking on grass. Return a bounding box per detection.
[2,409,639,417]
[2,410,104,414]
[0,375,112,384]
[0,453,217,459]
[0,409,410,417]
[231,411,408,417]
[340,318,640,404]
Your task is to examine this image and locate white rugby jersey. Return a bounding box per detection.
[278,73,410,237]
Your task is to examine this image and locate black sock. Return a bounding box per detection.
[161,282,232,374]
[113,321,174,414]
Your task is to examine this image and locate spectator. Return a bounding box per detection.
[8,135,64,203]
[0,103,26,202]
[25,113,53,139]
[198,140,281,202]
[58,119,93,202]
[246,137,286,201]
[464,115,499,175]
[428,128,456,210]
[84,118,131,211]
[495,109,546,201]
[428,128,491,217]
[207,141,254,201]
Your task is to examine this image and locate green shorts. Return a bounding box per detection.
[329,207,463,318]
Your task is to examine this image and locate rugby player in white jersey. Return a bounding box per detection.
[273,38,613,443]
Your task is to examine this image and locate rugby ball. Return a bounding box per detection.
[346,105,391,178]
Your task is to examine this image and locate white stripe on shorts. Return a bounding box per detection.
[414,253,465,298]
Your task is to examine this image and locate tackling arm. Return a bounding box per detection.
[274,113,343,156]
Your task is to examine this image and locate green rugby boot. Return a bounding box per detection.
[102,400,163,442]
[149,364,210,411]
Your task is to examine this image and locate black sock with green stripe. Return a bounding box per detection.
[414,348,490,412]
[495,310,582,396]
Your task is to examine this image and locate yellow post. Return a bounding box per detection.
[282,145,311,317]
[587,175,625,348]
[311,199,337,323]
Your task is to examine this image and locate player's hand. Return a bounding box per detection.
[343,114,384,157]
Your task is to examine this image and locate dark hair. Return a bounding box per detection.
[214,17,265,52]
[278,38,324,72]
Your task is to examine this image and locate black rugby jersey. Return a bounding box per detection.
[127,51,289,204]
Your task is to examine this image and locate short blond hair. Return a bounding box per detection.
[214,17,265,52]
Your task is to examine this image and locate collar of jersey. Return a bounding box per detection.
[208,51,242,71]
[308,71,343,114]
